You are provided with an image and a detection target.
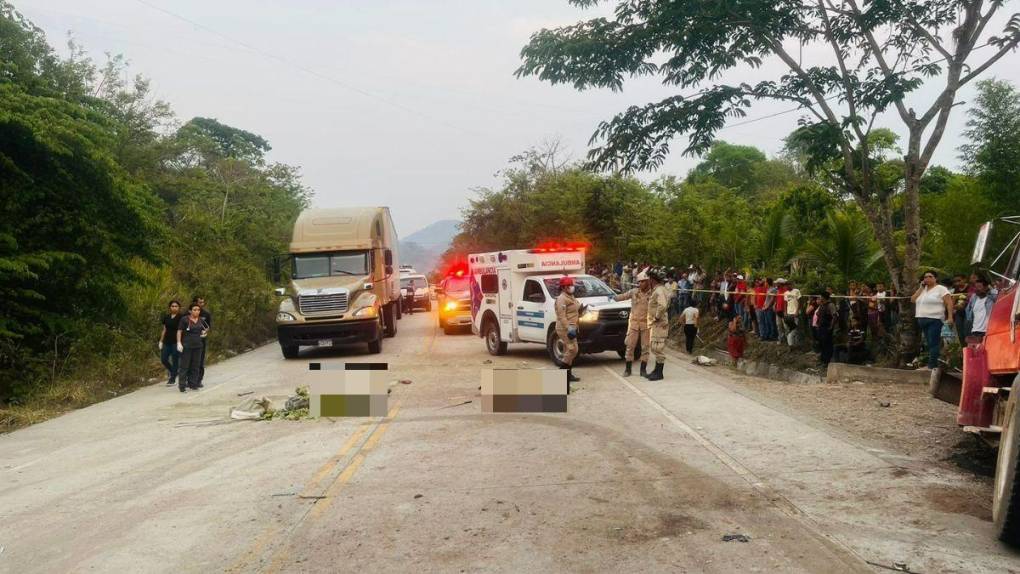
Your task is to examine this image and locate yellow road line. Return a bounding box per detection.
[300,421,371,496]
[261,405,401,573]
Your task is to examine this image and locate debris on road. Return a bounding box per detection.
[236,391,254,397]
[399,379,412,385]
[438,400,472,409]
[878,401,892,408]
[693,356,718,366]
[865,560,916,573]
[722,533,751,542]
[230,397,272,420]
[285,386,310,411]
[483,359,492,364]
[414,494,423,499]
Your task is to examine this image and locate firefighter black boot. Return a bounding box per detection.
[640,362,648,378]
[623,361,632,377]
[646,362,665,381]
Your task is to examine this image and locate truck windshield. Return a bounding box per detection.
[544,276,614,298]
[293,252,369,279]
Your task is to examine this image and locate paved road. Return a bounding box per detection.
[1,310,1017,573]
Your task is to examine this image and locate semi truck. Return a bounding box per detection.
[950,216,1020,545]
[274,207,401,358]
[468,245,630,365]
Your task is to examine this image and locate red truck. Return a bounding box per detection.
[949,216,1020,545]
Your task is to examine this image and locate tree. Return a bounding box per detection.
[960,78,1020,207]
[798,208,884,287]
[518,0,1020,357]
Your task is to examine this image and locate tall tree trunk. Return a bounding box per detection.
[897,131,925,365]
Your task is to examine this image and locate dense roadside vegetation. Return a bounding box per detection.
[0,3,309,429]
[449,76,1020,294]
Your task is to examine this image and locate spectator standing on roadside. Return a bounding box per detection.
[762,278,777,341]
[753,279,767,337]
[621,266,632,291]
[965,277,997,343]
[726,315,746,365]
[680,303,700,354]
[177,303,209,392]
[867,285,885,340]
[775,279,789,344]
[815,292,838,367]
[952,274,971,345]
[158,300,182,386]
[783,280,802,346]
[733,274,748,331]
[910,270,955,371]
[191,296,212,386]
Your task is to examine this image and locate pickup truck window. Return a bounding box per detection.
[544,276,614,298]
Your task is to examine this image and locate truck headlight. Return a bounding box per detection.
[444,301,458,311]
[580,309,599,323]
[352,305,378,318]
[277,312,296,322]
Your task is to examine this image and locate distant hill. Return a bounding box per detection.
[399,219,460,275]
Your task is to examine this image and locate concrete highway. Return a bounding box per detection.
[1,310,1016,573]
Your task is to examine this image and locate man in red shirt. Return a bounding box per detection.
[753,280,767,337]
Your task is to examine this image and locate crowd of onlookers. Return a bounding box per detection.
[590,261,1002,371]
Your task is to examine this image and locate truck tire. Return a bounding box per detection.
[396,299,402,320]
[367,318,384,354]
[281,344,299,359]
[994,376,1020,546]
[484,319,507,356]
[546,328,567,368]
[383,303,397,338]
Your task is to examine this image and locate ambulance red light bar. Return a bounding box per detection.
[444,261,469,277]
[528,241,589,254]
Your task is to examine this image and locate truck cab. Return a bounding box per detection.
[961,216,1020,545]
[468,246,630,366]
[274,207,401,358]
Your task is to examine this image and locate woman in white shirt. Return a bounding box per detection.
[910,270,955,370]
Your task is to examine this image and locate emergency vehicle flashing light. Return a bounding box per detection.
[528,241,589,254]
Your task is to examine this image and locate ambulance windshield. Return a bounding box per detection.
[544,276,614,298]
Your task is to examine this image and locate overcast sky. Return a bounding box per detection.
[17,0,1020,237]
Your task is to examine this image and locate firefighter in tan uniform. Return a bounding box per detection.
[614,270,650,377]
[646,268,669,381]
[554,276,582,383]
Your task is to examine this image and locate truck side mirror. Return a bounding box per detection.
[384,249,393,266]
[270,255,283,284]
[972,221,993,264]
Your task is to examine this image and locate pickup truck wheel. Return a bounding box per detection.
[546,328,567,368]
[484,319,507,356]
[617,349,627,359]
[383,303,397,338]
[994,376,1020,546]
[395,300,402,320]
[280,344,299,359]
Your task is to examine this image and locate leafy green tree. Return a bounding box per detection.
[516,0,1020,327]
[798,208,884,287]
[960,78,1020,208]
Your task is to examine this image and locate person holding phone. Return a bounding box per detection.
[176,303,209,392]
[911,270,954,371]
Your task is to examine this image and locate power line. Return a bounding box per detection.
[131,0,481,136]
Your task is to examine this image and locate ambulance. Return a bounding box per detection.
[468,245,631,365]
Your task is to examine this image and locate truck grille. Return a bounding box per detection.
[598,309,630,321]
[299,292,349,316]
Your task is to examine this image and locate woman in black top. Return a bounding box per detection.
[158,300,182,385]
[176,303,209,392]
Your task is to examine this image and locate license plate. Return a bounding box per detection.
[317,339,333,347]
